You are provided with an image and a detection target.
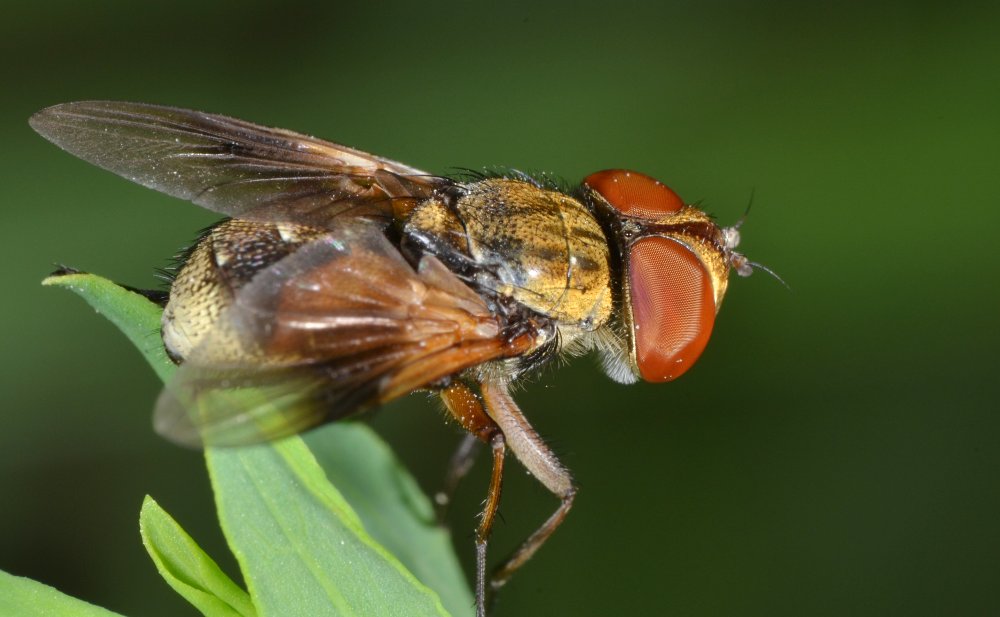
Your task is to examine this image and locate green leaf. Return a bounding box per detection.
[46,271,469,616]
[42,271,175,382]
[306,425,472,616]
[0,569,127,617]
[208,439,453,617]
[139,496,257,617]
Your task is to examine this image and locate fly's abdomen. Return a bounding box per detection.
[162,219,324,362]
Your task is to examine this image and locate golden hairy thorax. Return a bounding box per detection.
[404,179,613,330]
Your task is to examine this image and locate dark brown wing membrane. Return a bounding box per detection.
[154,224,533,447]
[29,101,449,228]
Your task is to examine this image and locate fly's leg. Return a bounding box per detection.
[440,382,506,617]
[480,381,576,608]
[477,433,506,617]
[434,432,482,522]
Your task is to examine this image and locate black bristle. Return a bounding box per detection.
[447,167,571,193]
[120,285,171,306]
[157,218,227,285]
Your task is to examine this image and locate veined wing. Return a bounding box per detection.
[30,101,449,227]
[154,224,536,447]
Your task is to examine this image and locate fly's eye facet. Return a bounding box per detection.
[628,236,716,382]
[584,169,685,219]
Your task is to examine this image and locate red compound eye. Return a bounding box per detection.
[584,169,684,220]
[628,236,716,382]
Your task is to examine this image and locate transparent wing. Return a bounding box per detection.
[154,224,533,447]
[30,101,448,227]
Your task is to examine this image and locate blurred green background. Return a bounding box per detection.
[3,1,998,615]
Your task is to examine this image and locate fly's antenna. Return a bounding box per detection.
[748,260,790,290]
[730,253,789,288]
[722,188,789,289]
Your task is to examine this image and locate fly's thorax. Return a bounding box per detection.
[403,178,613,331]
[162,219,324,363]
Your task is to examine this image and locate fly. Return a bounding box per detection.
[31,101,763,617]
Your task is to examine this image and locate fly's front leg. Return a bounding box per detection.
[440,382,506,617]
[480,381,577,605]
